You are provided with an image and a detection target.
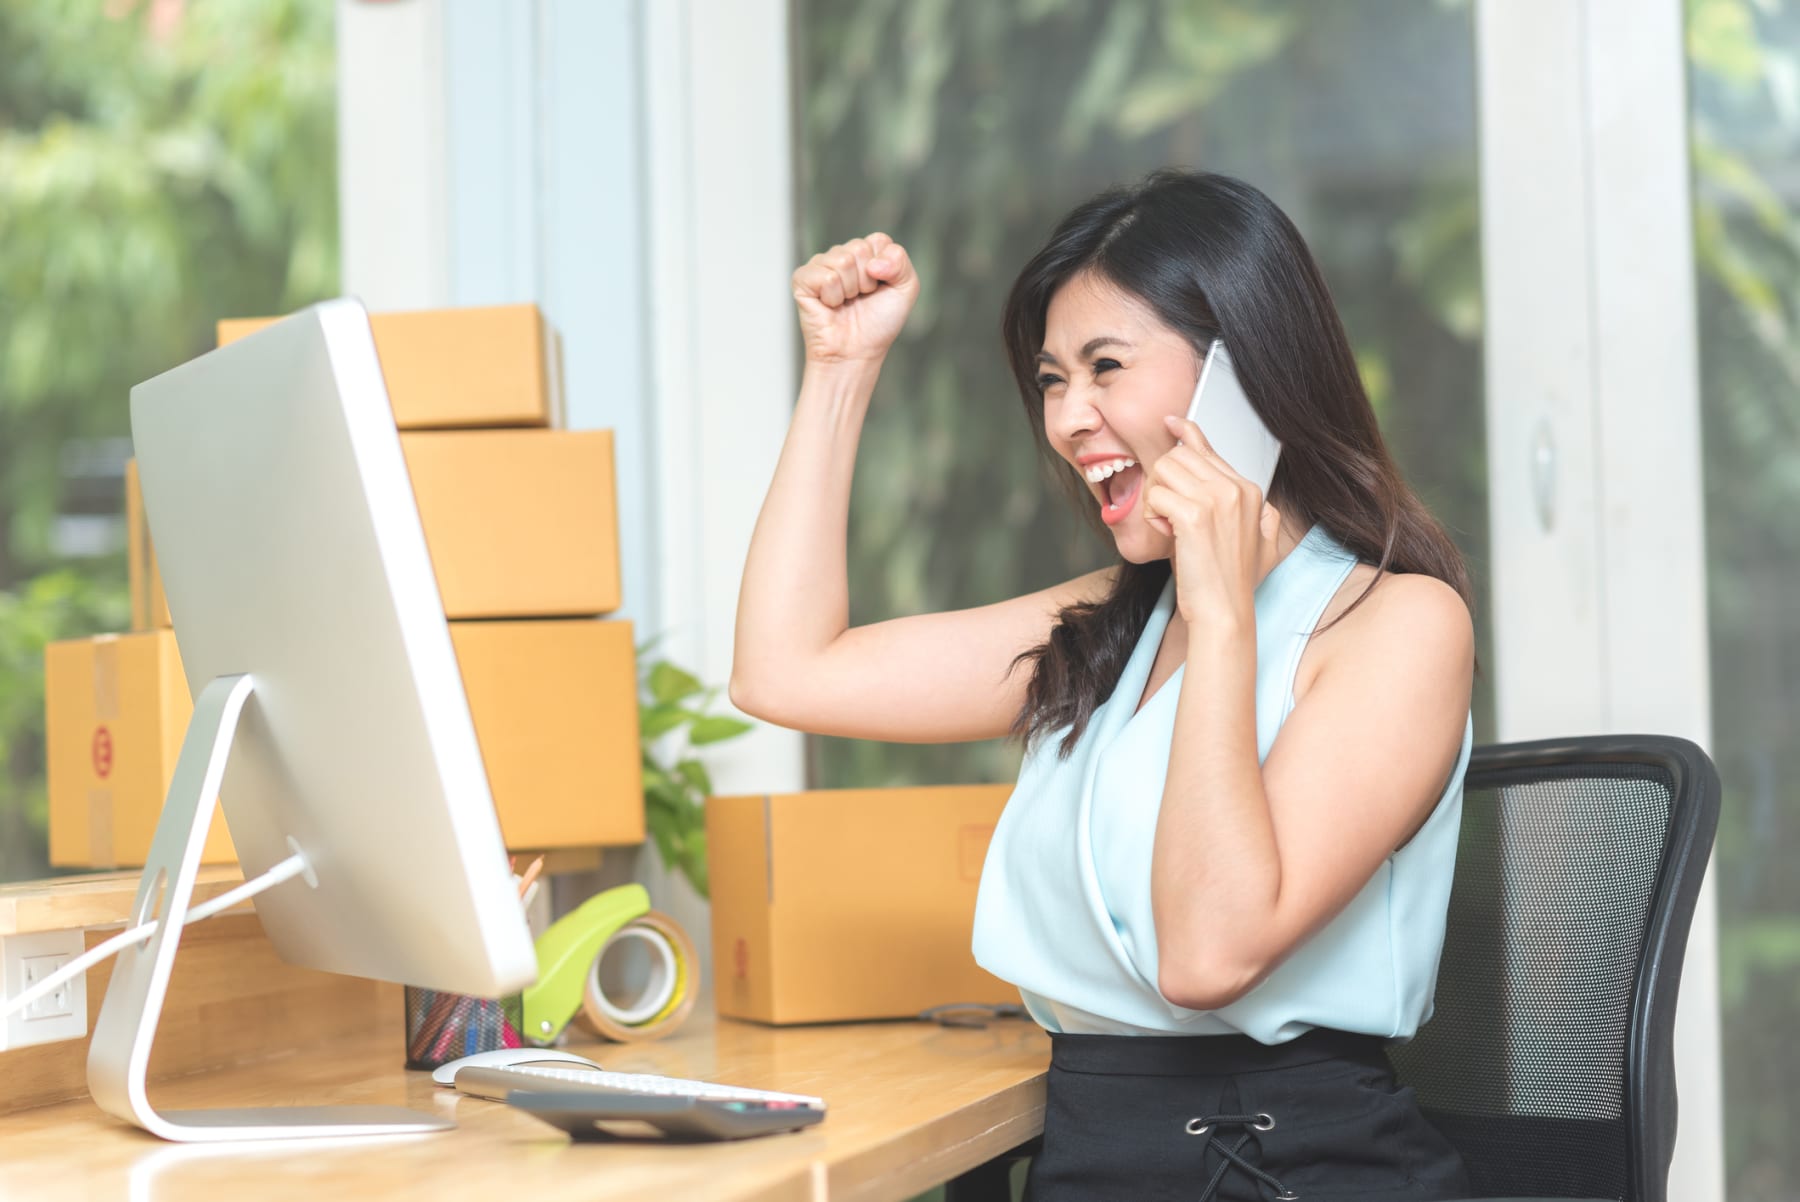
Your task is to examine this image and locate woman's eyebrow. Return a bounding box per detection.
[1035,336,1134,366]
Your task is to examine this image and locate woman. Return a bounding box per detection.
[732,169,1475,1201]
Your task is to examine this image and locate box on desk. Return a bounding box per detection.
[216,303,563,430]
[45,620,643,866]
[706,784,1016,1024]
[127,429,621,625]
[44,630,236,868]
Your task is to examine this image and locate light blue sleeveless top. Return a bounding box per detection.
[971,524,1472,1042]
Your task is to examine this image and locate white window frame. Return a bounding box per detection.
[638,0,804,799]
[1477,2,1722,1197]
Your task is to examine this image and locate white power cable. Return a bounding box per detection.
[0,853,311,1024]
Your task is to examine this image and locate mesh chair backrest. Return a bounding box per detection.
[1388,757,1675,1202]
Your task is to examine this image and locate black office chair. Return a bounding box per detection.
[1387,734,1721,1202]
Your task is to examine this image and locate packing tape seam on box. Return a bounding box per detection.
[89,635,121,866]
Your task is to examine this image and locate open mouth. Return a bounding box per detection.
[1100,464,1143,525]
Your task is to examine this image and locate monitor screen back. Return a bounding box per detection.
[129,299,535,998]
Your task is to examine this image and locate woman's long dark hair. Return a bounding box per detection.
[1002,168,1473,759]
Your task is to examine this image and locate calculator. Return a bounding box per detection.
[504,1090,825,1142]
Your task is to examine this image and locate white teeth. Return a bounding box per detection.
[1083,457,1135,483]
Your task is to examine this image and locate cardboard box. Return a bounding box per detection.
[706,784,1016,1024]
[126,430,621,623]
[216,303,563,430]
[45,631,236,868]
[125,460,171,631]
[403,430,622,619]
[46,619,643,866]
[451,618,643,849]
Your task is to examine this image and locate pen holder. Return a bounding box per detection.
[403,986,529,1069]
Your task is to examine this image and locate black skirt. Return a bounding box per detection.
[1023,1027,1471,1202]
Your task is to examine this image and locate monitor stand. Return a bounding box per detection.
[85,673,453,1141]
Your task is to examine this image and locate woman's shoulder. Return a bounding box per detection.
[1296,563,1474,700]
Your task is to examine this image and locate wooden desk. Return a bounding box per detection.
[0,1007,1049,1202]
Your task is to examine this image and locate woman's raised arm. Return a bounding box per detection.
[730,235,1113,742]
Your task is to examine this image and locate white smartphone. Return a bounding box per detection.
[1184,339,1281,497]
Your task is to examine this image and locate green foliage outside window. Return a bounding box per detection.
[1687,1,1800,1195]
[0,0,338,881]
[791,0,1493,789]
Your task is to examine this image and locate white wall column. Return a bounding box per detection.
[641,0,803,794]
[1477,1,1723,1197]
[336,0,451,310]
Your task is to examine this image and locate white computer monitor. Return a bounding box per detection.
[88,299,537,1142]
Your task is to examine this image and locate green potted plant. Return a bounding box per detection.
[636,637,754,900]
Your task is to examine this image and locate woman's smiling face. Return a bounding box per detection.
[1037,271,1202,561]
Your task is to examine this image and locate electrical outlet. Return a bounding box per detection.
[1,929,89,1050]
[23,955,74,1020]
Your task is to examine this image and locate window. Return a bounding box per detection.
[1688,0,1800,1189]
[791,0,1490,791]
[0,0,337,882]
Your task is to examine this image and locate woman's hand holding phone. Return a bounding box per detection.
[791,233,920,367]
[1148,414,1284,625]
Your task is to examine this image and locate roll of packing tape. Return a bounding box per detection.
[576,910,700,1043]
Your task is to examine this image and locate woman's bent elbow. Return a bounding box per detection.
[1158,960,1260,1013]
[728,674,764,719]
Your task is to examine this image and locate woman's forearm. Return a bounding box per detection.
[730,357,885,708]
[1151,611,1282,1009]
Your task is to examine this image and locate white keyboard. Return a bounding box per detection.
[452,1063,826,1109]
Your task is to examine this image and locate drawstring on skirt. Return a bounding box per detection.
[1186,1110,1298,1201]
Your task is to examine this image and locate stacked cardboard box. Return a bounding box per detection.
[45,304,645,867]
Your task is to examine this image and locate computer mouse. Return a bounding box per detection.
[429,1047,603,1086]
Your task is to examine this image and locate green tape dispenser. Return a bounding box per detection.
[520,882,651,1045]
